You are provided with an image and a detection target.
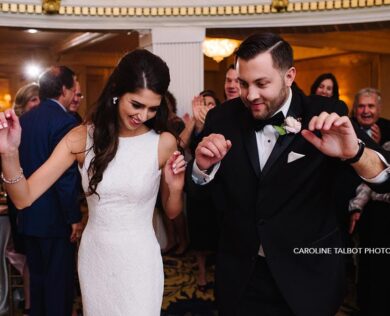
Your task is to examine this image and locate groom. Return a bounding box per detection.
[187,32,390,316]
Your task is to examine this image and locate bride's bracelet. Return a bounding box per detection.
[1,168,24,184]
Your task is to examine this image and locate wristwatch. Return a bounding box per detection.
[343,139,365,164]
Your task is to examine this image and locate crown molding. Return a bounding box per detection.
[0,1,389,30]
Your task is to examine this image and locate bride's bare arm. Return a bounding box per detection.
[0,111,86,208]
[159,132,186,219]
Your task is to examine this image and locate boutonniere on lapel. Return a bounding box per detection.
[273,116,302,136]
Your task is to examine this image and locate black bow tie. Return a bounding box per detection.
[253,112,285,132]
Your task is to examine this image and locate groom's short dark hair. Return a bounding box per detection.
[235,33,293,72]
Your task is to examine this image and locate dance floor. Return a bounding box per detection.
[9,250,355,316]
[161,251,217,316]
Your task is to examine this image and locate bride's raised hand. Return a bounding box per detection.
[0,109,21,155]
[164,151,186,191]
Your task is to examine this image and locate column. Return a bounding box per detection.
[139,27,205,117]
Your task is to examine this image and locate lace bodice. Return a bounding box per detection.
[77,127,164,316]
[79,128,161,232]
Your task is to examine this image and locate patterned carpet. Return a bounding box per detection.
[162,251,217,316]
[9,250,356,315]
[161,251,358,316]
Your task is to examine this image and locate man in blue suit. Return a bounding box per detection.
[16,66,82,316]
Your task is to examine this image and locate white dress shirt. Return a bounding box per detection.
[256,89,292,170]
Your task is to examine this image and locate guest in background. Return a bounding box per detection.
[159,91,189,256]
[5,82,41,315]
[13,83,40,116]
[310,72,340,100]
[349,141,390,316]
[68,81,83,124]
[187,89,221,292]
[67,80,84,316]
[351,88,390,145]
[224,64,240,101]
[311,72,355,239]
[311,74,356,237]
[6,66,82,316]
[349,88,390,316]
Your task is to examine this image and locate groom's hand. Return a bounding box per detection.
[301,112,386,179]
[195,133,232,170]
[301,112,359,159]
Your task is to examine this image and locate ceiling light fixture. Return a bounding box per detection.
[26,29,39,34]
[25,63,42,79]
[202,38,240,63]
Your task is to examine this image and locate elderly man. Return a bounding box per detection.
[350,88,390,316]
[352,88,390,145]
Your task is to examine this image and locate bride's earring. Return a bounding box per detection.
[113,97,118,104]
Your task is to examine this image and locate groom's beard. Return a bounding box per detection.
[243,86,289,120]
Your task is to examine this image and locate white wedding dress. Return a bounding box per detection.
[78,128,163,316]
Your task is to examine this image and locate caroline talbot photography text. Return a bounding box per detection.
[293,248,390,255]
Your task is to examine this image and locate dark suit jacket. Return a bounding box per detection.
[375,117,390,145]
[351,116,390,146]
[186,88,390,316]
[15,99,81,238]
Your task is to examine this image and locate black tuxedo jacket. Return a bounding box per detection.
[186,88,390,316]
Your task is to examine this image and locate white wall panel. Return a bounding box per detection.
[150,27,205,117]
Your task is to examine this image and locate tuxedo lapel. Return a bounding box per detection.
[261,90,304,177]
[261,133,296,176]
[240,109,261,178]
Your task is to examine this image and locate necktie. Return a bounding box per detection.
[253,111,285,132]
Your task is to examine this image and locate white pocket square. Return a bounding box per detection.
[287,151,305,163]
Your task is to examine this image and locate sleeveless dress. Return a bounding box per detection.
[78,128,163,316]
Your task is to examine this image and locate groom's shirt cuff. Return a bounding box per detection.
[361,152,390,183]
[192,161,221,185]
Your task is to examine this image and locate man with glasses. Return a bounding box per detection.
[68,81,83,123]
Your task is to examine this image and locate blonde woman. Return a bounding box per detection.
[13,83,40,116]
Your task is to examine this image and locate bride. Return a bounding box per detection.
[0,49,186,315]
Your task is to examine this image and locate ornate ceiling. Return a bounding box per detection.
[0,0,389,30]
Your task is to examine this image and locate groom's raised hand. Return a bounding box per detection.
[301,112,386,179]
[195,133,232,171]
[301,112,359,159]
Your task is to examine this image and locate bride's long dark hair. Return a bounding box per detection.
[85,49,171,196]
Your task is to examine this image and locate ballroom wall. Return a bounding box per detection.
[1,45,390,119]
[0,0,389,118]
[204,52,390,119]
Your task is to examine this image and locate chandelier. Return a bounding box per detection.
[202,38,240,63]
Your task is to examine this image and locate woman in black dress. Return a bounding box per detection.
[186,90,220,291]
